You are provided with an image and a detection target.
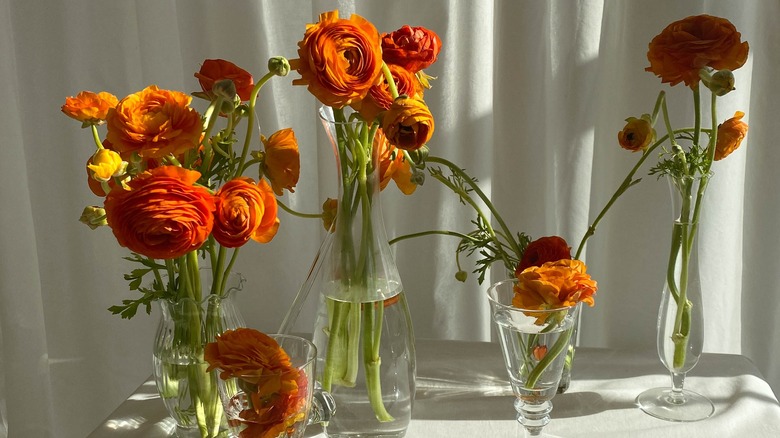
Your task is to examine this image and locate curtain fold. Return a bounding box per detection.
[1,1,777,436]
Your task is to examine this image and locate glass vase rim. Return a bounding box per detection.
[486,277,578,314]
[158,269,246,306]
[318,105,370,126]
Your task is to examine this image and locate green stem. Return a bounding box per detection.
[232,71,275,179]
[91,125,103,150]
[364,301,394,422]
[389,229,480,246]
[526,318,574,388]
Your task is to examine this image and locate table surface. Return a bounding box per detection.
[89,339,780,438]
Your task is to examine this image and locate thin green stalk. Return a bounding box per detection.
[526,320,574,388]
[232,71,275,179]
[389,229,480,246]
[364,301,393,421]
[91,125,103,150]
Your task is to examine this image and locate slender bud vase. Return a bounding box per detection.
[636,174,714,422]
[281,107,415,437]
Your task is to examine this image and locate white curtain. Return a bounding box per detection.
[1,0,778,436]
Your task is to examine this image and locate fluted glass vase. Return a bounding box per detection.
[152,269,245,437]
[636,174,714,422]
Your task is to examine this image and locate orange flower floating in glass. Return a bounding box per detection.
[104,166,215,260]
[61,91,118,125]
[213,178,279,248]
[106,85,202,159]
[715,111,748,161]
[291,10,383,108]
[381,96,434,151]
[381,25,442,74]
[618,115,656,152]
[261,128,300,196]
[513,259,597,313]
[645,14,749,88]
[195,58,255,102]
[515,236,572,276]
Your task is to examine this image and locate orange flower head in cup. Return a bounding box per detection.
[212,178,280,248]
[103,166,215,260]
[381,25,442,74]
[106,85,202,160]
[714,111,748,161]
[513,259,597,320]
[291,10,383,108]
[515,236,572,276]
[61,91,118,125]
[195,59,255,102]
[381,97,434,151]
[645,14,749,88]
[261,128,300,196]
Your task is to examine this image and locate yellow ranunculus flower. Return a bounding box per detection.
[618,115,655,152]
[87,149,126,182]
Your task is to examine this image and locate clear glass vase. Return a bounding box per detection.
[280,106,415,437]
[487,278,579,437]
[636,174,714,422]
[152,269,245,437]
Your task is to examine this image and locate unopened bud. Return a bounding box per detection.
[700,69,735,96]
[455,270,468,282]
[268,57,291,77]
[79,206,108,230]
[406,145,429,164]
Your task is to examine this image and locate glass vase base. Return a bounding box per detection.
[636,387,714,422]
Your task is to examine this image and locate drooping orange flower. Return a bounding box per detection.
[290,10,383,108]
[106,85,202,159]
[618,115,656,152]
[61,91,118,125]
[213,178,279,248]
[352,63,422,122]
[321,198,338,232]
[645,14,749,88]
[714,111,748,161]
[205,328,293,381]
[195,59,255,102]
[513,259,597,312]
[381,97,434,151]
[515,236,572,276]
[261,128,300,196]
[381,25,442,74]
[376,129,417,195]
[103,166,215,260]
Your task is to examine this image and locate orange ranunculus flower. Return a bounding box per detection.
[321,198,338,232]
[645,14,749,88]
[290,10,383,108]
[618,115,656,152]
[376,129,417,194]
[106,85,202,160]
[195,59,255,102]
[213,178,279,248]
[515,236,572,276]
[513,259,597,312]
[381,25,442,74]
[261,128,300,196]
[381,97,434,151]
[353,63,423,122]
[103,166,215,260]
[715,111,748,161]
[204,328,293,381]
[61,91,118,125]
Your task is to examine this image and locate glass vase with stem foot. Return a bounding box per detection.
[487,278,578,437]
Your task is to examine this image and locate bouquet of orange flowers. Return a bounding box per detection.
[62,57,299,436]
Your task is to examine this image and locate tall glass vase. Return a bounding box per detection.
[153,269,245,437]
[282,106,415,437]
[636,174,714,422]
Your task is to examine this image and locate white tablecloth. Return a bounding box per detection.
[89,339,780,438]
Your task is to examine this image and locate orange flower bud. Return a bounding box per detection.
[321,198,338,232]
[715,111,748,161]
[381,97,434,151]
[261,128,300,196]
[618,115,655,152]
